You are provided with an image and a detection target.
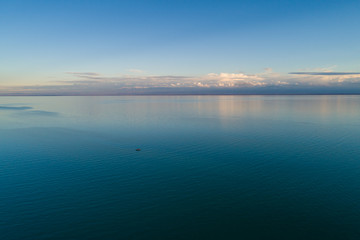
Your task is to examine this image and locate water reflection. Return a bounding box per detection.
[1,95,360,239]
[0,96,359,130]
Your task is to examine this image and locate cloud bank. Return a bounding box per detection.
[289,72,360,75]
[1,70,360,95]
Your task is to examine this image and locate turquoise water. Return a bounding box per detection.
[1,96,360,239]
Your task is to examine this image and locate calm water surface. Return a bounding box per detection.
[1,96,360,239]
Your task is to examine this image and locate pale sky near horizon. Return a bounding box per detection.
[1,0,360,94]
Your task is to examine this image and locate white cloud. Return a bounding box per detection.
[54,70,360,90]
[205,73,265,86]
[2,68,360,95]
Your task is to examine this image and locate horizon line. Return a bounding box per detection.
[1,93,360,97]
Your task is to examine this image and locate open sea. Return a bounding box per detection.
[1,95,360,239]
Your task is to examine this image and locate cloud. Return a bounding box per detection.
[60,71,266,89]
[66,72,101,80]
[206,73,265,87]
[2,68,360,95]
[286,71,360,86]
[297,65,337,73]
[66,72,100,76]
[289,72,360,75]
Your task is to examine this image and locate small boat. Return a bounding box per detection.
[136,148,141,151]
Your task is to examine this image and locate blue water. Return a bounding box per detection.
[1,96,360,239]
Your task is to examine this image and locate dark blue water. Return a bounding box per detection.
[1,96,360,239]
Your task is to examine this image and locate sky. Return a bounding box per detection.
[1,0,360,95]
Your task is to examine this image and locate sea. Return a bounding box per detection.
[1,95,360,239]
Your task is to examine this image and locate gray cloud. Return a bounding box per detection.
[2,70,360,95]
[289,72,360,75]
[66,72,100,76]
[66,72,102,80]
